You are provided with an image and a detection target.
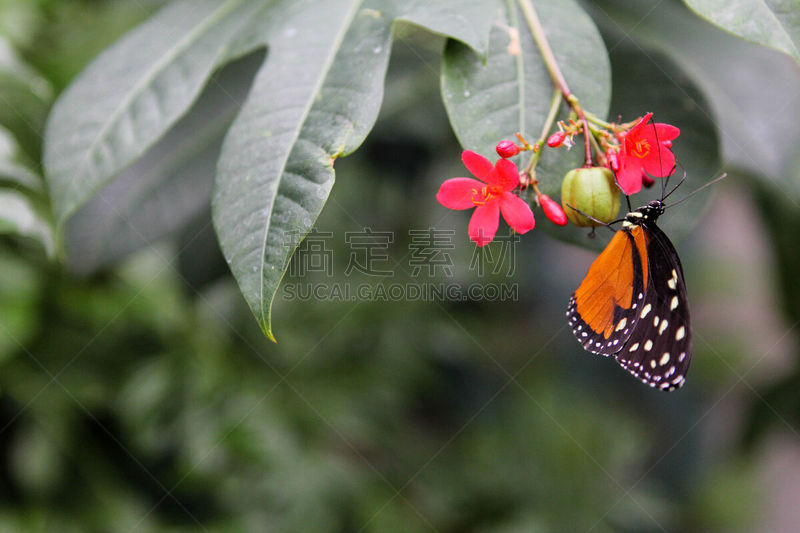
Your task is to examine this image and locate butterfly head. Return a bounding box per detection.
[622,199,665,228]
[643,199,666,218]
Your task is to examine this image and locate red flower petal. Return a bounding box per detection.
[499,192,534,233]
[653,123,680,141]
[461,150,492,181]
[630,112,654,134]
[489,158,520,191]
[641,144,676,177]
[436,178,485,210]
[468,201,500,246]
[615,161,643,196]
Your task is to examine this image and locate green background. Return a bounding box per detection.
[0,0,798,531]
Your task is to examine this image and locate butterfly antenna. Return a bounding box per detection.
[665,173,728,209]
[565,204,621,233]
[662,162,688,201]
[650,118,668,197]
[649,117,680,200]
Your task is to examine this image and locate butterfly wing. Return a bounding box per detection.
[567,227,649,355]
[614,224,692,390]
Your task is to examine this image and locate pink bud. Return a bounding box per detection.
[496,140,520,158]
[642,174,655,188]
[539,194,568,226]
[546,131,566,148]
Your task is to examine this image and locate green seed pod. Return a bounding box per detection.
[560,167,620,227]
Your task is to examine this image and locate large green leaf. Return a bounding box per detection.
[212,0,496,340]
[61,51,263,275]
[683,0,800,65]
[441,0,610,183]
[43,0,262,223]
[441,0,611,245]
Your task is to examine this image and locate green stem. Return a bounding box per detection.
[584,110,614,129]
[518,0,593,167]
[523,88,562,176]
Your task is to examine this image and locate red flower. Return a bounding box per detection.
[614,112,680,195]
[437,151,534,246]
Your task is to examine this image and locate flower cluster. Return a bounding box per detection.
[436,112,679,246]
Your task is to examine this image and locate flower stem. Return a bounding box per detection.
[518,0,593,167]
[523,88,562,177]
[584,110,614,129]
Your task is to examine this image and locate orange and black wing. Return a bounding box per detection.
[614,224,692,390]
[566,226,649,356]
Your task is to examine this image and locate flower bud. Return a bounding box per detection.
[547,131,566,148]
[560,167,620,227]
[642,174,655,188]
[539,194,568,226]
[496,140,520,158]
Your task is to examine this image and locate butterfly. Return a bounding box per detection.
[566,198,691,391]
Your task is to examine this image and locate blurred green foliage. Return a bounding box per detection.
[0,0,797,531]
